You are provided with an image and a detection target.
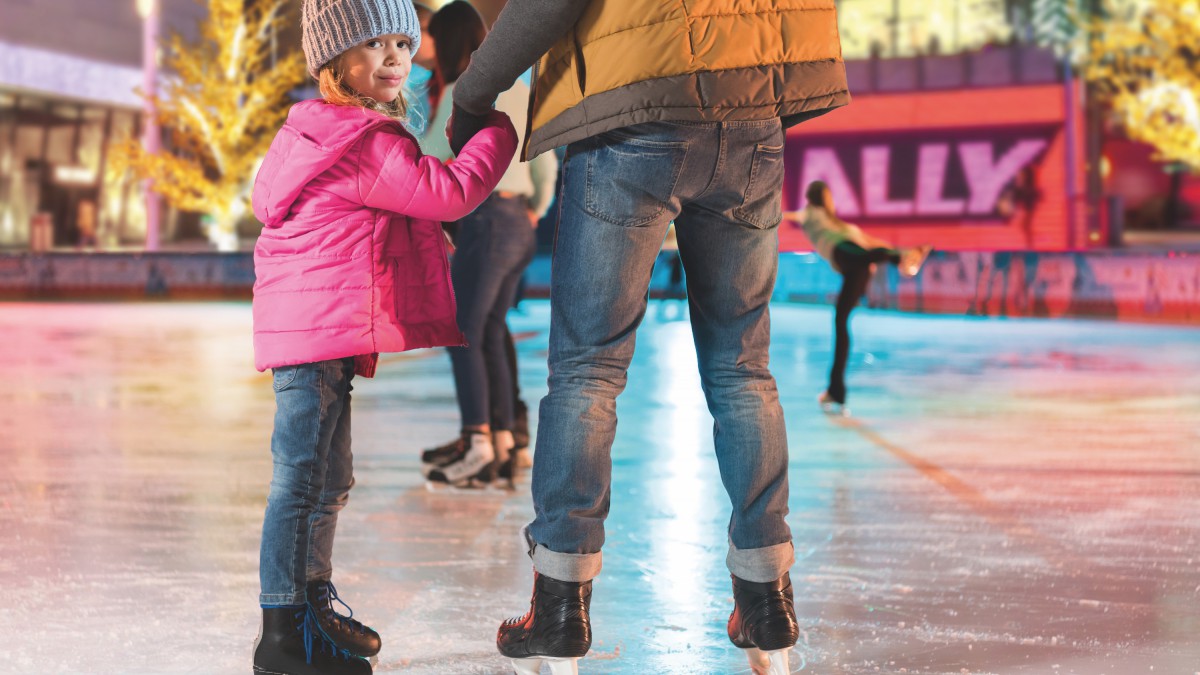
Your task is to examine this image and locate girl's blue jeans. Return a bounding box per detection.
[259,357,355,606]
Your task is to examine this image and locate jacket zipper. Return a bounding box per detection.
[520,58,540,162]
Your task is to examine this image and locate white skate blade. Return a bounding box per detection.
[744,647,789,675]
[511,656,579,675]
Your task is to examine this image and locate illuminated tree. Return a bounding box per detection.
[114,0,307,248]
[1080,0,1200,226]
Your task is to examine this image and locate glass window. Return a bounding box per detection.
[101,110,138,249]
[0,92,17,247]
[837,0,1012,59]
[45,103,80,166]
[110,110,147,246]
[9,98,51,249]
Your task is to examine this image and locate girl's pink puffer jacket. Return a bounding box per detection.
[251,99,517,375]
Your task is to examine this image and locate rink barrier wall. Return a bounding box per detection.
[768,250,1200,325]
[0,253,256,300]
[1,250,1197,325]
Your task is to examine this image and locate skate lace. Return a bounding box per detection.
[317,582,369,635]
[294,606,357,663]
[501,610,529,628]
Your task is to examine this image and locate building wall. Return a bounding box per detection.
[0,0,206,69]
[5,249,1196,326]
[0,0,208,250]
[782,83,1091,253]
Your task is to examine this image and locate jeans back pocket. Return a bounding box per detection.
[583,131,689,228]
[733,143,785,230]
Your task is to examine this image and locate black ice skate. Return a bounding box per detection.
[420,436,462,468]
[424,431,496,489]
[490,429,518,490]
[727,573,799,675]
[306,581,381,658]
[497,572,592,675]
[253,606,372,675]
[512,399,531,453]
[899,245,933,278]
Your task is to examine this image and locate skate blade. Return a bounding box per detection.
[512,656,579,675]
[424,479,508,495]
[744,647,789,675]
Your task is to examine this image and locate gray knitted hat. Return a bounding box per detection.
[301,0,422,78]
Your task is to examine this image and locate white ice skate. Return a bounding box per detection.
[899,245,932,278]
[744,646,790,675]
[511,655,580,675]
[817,391,849,417]
[424,432,495,488]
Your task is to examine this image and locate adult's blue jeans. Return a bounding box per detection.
[448,194,537,430]
[527,120,795,584]
[259,358,355,606]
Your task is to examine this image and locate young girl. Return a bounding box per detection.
[786,181,931,417]
[250,1,516,673]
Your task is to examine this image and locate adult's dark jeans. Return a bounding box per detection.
[489,228,538,429]
[827,242,900,405]
[448,194,536,430]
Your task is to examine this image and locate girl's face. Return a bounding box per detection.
[340,33,413,103]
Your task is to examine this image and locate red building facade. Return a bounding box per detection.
[782,83,1089,253]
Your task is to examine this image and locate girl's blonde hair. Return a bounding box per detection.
[318,56,408,121]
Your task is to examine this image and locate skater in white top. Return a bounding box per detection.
[785,181,931,417]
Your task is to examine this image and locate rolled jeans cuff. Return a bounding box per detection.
[259,591,306,607]
[523,524,603,582]
[727,540,795,583]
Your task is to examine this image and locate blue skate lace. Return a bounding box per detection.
[317,582,369,635]
[293,606,356,664]
[324,582,354,620]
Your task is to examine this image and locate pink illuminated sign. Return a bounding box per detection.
[787,127,1057,222]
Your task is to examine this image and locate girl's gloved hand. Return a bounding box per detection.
[447,103,492,156]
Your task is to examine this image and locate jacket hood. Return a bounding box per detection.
[252,100,400,227]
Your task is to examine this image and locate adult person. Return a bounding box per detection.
[419,1,558,488]
[447,1,851,672]
[787,181,932,417]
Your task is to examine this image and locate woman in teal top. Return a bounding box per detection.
[788,181,932,416]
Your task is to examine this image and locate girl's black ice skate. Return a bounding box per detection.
[253,606,372,675]
[306,581,381,658]
[497,572,592,674]
[727,573,799,675]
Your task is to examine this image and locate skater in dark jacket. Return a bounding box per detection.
[787,181,931,416]
[447,0,851,672]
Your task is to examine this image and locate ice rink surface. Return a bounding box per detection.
[1,300,1198,674]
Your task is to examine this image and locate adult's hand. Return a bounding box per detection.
[447,104,491,156]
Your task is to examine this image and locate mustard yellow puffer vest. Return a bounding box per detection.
[524,0,850,158]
